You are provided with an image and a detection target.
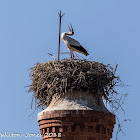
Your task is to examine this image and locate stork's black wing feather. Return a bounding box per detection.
[71,45,89,56]
[66,36,89,56]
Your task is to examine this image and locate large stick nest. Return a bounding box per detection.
[28,59,119,108]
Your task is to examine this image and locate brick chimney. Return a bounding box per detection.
[38,90,115,140]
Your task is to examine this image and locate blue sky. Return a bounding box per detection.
[0,0,139,139]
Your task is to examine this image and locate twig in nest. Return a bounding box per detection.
[116,117,131,140]
[28,59,120,108]
[48,53,56,60]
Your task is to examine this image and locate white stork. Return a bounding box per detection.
[61,24,89,58]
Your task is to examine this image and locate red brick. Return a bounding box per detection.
[45,138,53,140]
[50,114,60,118]
[46,111,52,115]
[38,110,115,140]
[78,113,84,117]
[59,114,66,117]
[66,114,71,117]
[55,110,61,114]
[61,110,67,114]
[59,127,63,132]
[63,126,68,132]
[40,129,43,135]
[75,125,80,132]
[39,119,61,125]
[63,136,74,140]
[42,115,51,119]
[78,110,84,114]
[42,129,45,134]
[40,123,61,129]
[80,125,85,132]
[47,128,49,133]
[61,122,72,126]
[66,117,77,122]
[87,137,96,140]
[54,138,61,140]
[52,127,55,132]
[68,125,71,132]
[77,117,89,122]
[59,117,67,122]
[71,110,77,114]
[71,113,79,117]
[74,136,87,140]
[90,117,99,123]
[88,126,93,133]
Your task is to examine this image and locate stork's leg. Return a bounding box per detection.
[71,51,74,59]
[72,53,74,59]
[70,51,73,59]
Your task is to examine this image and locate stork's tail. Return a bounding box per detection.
[79,46,89,56]
[71,45,89,56]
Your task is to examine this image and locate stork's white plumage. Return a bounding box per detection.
[61,24,89,58]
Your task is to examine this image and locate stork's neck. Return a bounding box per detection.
[61,32,73,41]
[61,32,66,41]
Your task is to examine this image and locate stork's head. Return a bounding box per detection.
[61,24,74,40]
[67,24,74,35]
